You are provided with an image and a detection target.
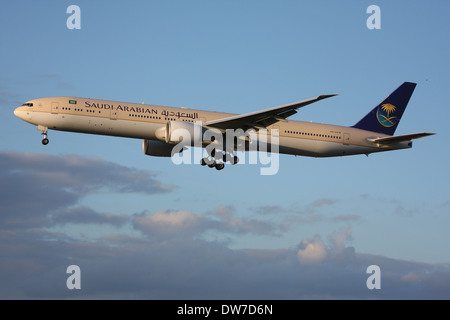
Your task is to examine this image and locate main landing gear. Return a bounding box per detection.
[200,149,239,171]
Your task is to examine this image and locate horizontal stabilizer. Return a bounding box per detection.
[368,132,435,145]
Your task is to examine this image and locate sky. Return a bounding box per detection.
[1,1,449,299]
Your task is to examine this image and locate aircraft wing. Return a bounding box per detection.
[368,132,435,145]
[205,94,337,131]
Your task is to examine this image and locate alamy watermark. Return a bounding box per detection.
[66,265,81,290]
[66,5,81,30]
[366,265,381,289]
[65,264,381,291]
[66,5,381,31]
[367,5,381,30]
[168,124,280,175]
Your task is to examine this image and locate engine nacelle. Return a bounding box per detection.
[142,139,176,157]
[156,121,206,145]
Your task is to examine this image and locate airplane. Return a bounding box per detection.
[14,82,434,170]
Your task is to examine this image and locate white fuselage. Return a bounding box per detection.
[14,96,411,157]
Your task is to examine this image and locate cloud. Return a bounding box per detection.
[254,198,339,217]
[297,228,355,265]
[205,205,235,218]
[332,214,360,222]
[133,210,206,238]
[133,207,278,239]
[0,151,278,238]
[253,200,361,233]
[252,205,288,215]
[2,227,450,299]
[329,227,353,248]
[0,151,175,195]
[394,204,419,216]
[297,235,329,265]
[51,206,129,226]
[312,198,336,208]
[1,151,450,299]
[0,151,175,229]
[401,272,426,283]
[283,213,325,225]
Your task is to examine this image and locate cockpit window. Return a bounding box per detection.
[21,103,33,107]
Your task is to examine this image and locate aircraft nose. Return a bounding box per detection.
[14,106,26,119]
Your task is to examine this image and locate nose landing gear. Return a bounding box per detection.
[41,133,49,145]
[37,125,49,145]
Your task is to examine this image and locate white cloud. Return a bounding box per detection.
[297,237,328,265]
[134,210,204,237]
[133,208,278,238]
[206,205,235,218]
[146,210,196,226]
[297,228,354,265]
[329,227,353,249]
[401,272,425,283]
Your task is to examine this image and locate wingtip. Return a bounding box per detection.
[318,94,338,100]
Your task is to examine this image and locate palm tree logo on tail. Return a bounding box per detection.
[377,103,397,127]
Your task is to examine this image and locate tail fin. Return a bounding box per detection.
[352,82,417,135]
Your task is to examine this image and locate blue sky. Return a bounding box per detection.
[1,1,449,299]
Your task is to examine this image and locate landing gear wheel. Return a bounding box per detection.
[41,131,49,145]
[207,160,216,168]
[200,158,208,166]
[215,163,225,171]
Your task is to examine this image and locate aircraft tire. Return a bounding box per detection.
[215,163,225,170]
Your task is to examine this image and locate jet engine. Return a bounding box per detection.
[142,139,176,157]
